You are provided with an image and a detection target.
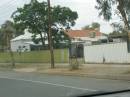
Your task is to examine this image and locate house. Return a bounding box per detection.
[66,30,130,63]
[10,30,48,52]
[65,30,108,58]
[108,34,127,42]
[65,30,108,45]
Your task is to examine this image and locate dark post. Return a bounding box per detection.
[47,0,55,68]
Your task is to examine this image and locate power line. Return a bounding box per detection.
[47,0,55,68]
[0,0,28,20]
[0,0,29,12]
[0,0,28,7]
[0,0,18,15]
[0,6,16,14]
[0,0,17,7]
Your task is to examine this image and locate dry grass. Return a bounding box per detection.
[1,63,130,76]
[37,64,130,75]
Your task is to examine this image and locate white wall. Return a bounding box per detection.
[11,39,31,52]
[84,42,130,63]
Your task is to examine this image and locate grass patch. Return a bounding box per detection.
[0,49,69,63]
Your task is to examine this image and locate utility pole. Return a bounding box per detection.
[47,0,55,68]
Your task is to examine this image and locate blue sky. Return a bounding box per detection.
[0,0,117,33]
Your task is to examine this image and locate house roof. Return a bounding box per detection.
[65,30,102,38]
[11,30,46,42]
[11,32,32,41]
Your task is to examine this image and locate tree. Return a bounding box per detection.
[111,22,127,33]
[12,0,77,47]
[12,0,48,47]
[13,23,25,37]
[96,0,130,52]
[95,0,130,29]
[82,25,90,30]
[91,22,100,29]
[12,0,78,68]
[0,29,5,51]
[1,20,16,67]
[109,22,127,38]
[82,22,100,30]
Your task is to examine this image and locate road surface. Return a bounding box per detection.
[0,71,130,97]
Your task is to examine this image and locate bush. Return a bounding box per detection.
[69,58,79,70]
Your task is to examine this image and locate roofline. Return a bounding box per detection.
[11,38,32,42]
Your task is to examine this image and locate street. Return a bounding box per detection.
[0,71,130,97]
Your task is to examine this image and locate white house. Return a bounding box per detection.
[11,30,48,52]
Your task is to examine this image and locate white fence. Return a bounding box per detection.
[84,42,130,63]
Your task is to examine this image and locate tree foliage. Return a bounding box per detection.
[82,25,90,30]
[0,29,5,51]
[91,22,100,29]
[13,23,25,37]
[109,22,127,37]
[111,22,126,33]
[12,0,78,48]
[0,20,24,49]
[1,20,16,48]
[82,22,100,30]
[96,0,130,29]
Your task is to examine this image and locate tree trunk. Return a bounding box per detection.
[47,32,50,49]
[9,49,15,68]
[117,0,130,52]
[117,0,129,29]
[39,32,45,48]
[7,34,15,68]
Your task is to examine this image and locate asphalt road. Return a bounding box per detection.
[0,71,130,97]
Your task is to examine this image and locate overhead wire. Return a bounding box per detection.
[0,0,17,7]
[0,0,29,25]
